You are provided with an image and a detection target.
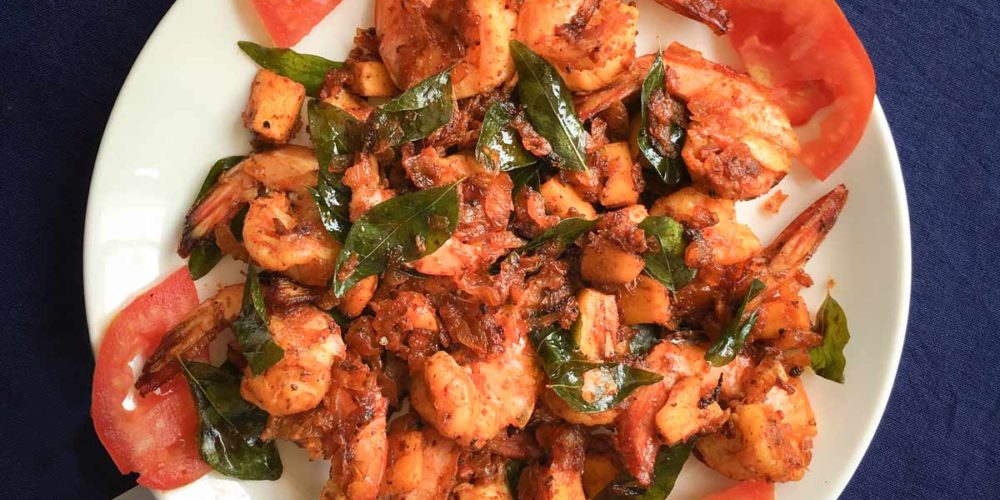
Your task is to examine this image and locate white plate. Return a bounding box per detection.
[83,0,911,498]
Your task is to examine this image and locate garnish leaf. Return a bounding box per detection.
[705,279,766,366]
[188,242,223,280]
[306,101,359,242]
[179,360,283,480]
[595,444,691,499]
[238,41,342,97]
[628,325,660,357]
[230,205,249,243]
[332,182,461,297]
[637,51,686,185]
[307,100,364,168]
[510,41,589,172]
[371,68,454,148]
[476,101,536,172]
[532,325,663,413]
[506,459,526,499]
[809,293,850,383]
[232,266,284,374]
[523,217,596,253]
[509,165,542,193]
[638,216,697,291]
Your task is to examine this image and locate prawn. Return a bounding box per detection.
[516,0,638,92]
[242,191,340,286]
[653,0,731,35]
[517,425,587,500]
[375,0,518,99]
[663,43,800,200]
[409,306,543,448]
[695,376,816,482]
[179,145,319,256]
[241,304,347,416]
[136,285,243,395]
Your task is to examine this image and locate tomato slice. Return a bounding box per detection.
[702,480,775,500]
[91,268,210,490]
[251,0,344,48]
[721,0,876,180]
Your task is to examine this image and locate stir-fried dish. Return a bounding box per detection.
[92,0,872,497]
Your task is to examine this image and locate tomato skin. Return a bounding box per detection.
[702,480,775,500]
[91,268,210,490]
[251,0,344,48]
[721,0,876,180]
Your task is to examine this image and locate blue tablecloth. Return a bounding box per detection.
[1,1,997,498]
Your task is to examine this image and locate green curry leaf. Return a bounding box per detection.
[809,293,850,383]
[628,325,660,357]
[476,101,536,173]
[232,266,284,374]
[595,444,691,499]
[638,216,697,291]
[532,325,663,413]
[637,51,686,185]
[705,279,765,367]
[308,100,364,168]
[179,360,283,480]
[506,459,526,499]
[188,241,224,280]
[238,41,342,97]
[332,182,461,297]
[510,41,589,172]
[371,68,454,148]
[522,217,596,254]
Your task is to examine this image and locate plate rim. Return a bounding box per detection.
[82,1,912,497]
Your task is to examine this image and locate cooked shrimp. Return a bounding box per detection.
[324,393,388,500]
[695,376,816,482]
[517,425,587,500]
[241,304,346,416]
[662,43,800,200]
[410,306,543,448]
[342,154,396,222]
[516,0,638,92]
[375,0,518,99]
[652,0,731,34]
[136,285,243,395]
[243,191,339,286]
[179,145,320,255]
[380,420,461,499]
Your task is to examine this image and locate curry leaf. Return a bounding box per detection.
[510,41,588,172]
[476,101,536,172]
[509,165,542,194]
[506,459,526,499]
[595,444,690,499]
[179,360,283,480]
[371,69,454,148]
[705,279,765,367]
[532,325,663,413]
[188,241,223,280]
[638,216,697,291]
[238,41,342,97]
[629,325,660,357]
[310,160,352,243]
[809,293,850,383]
[232,266,284,374]
[230,205,249,243]
[332,183,461,297]
[308,100,364,168]
[637,51,686,185]
[523,217,596,253]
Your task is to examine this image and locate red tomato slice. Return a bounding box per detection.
[702,480,775,500]
[721,0,876,180]
[91,268,210,490]
[251,0,344,48]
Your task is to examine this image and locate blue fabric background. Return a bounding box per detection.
[0,1,997,498]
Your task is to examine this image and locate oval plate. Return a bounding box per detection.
[83,0,911,498]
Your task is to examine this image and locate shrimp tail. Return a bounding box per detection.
[178,167,259,257]
[749,185,848,305]
[653,0,731,35]
[136,285,243,395]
